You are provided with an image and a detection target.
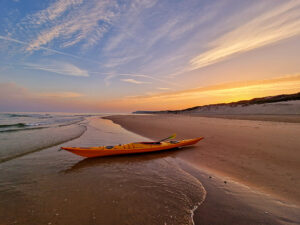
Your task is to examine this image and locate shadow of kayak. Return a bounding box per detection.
[62,146,196,174]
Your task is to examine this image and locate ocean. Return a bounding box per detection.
[0,113,205,225]
[0,112,91,162]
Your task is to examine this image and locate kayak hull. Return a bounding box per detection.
[61,137,204,158]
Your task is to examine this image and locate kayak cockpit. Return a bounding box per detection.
[135,140,180,145]
[134,141,161,145]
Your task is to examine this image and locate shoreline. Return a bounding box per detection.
[105,114,300,206]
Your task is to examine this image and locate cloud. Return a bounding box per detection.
[0,82,93,112]
[24,0,117,52]
[189,1,300,71]
[100,72,178,87]
[0,35,26,45]
[157,87,170,90]
[0,82,29,99]
[29,0,83,24]
[120,74,300,107]
[121,78,150,84]
[40,91,84,98]
[103,0,158,52]
[118,74,181,87]
[24,62,89,77]
[0,35,93,61]
[1,83,86,100]
[100,1,224,75]
[23,0,158,52]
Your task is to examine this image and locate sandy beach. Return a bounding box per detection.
[0,114,300,224]
[106,114,300,206]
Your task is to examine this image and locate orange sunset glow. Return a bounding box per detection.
[110,74,300,111]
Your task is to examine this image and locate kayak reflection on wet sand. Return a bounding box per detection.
[62,147,191,174]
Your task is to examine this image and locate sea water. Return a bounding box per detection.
[0,113,93,162]
[0,113,206,225]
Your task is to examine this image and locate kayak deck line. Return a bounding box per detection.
[60,137,204,158]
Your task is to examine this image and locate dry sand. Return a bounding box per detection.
[186,114,300,123]
[106,114,300,205]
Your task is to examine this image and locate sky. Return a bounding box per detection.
[0,0,300,112]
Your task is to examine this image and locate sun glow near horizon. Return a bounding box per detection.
[111,74,300,111]
[1,74,299,112]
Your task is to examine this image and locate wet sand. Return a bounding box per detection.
[0,117,206,225]
[106,114,300,206]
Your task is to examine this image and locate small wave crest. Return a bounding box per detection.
[0,124,87,163]
[0,126,47,133]
[0,114,86,133]
[5,113,52,119]
[0,122,45,133]
[0,123,27,128]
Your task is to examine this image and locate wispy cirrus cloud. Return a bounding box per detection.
[24,0,117,52]
[113,1,300,78]
[22,0,159,52]
[100,1,230,77]
[121,78,150,85]
[188,1,300,71]
[28,0,83,24]
[23,62,89,77]
[0,35,93,61]
[102,73,153,86]
[101,73,180,87]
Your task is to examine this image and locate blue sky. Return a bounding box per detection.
[0,0,300,112]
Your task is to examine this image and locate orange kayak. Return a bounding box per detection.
[60,137,204,158]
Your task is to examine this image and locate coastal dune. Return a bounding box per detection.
[106,114,300,205]
[184,100,300,115]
